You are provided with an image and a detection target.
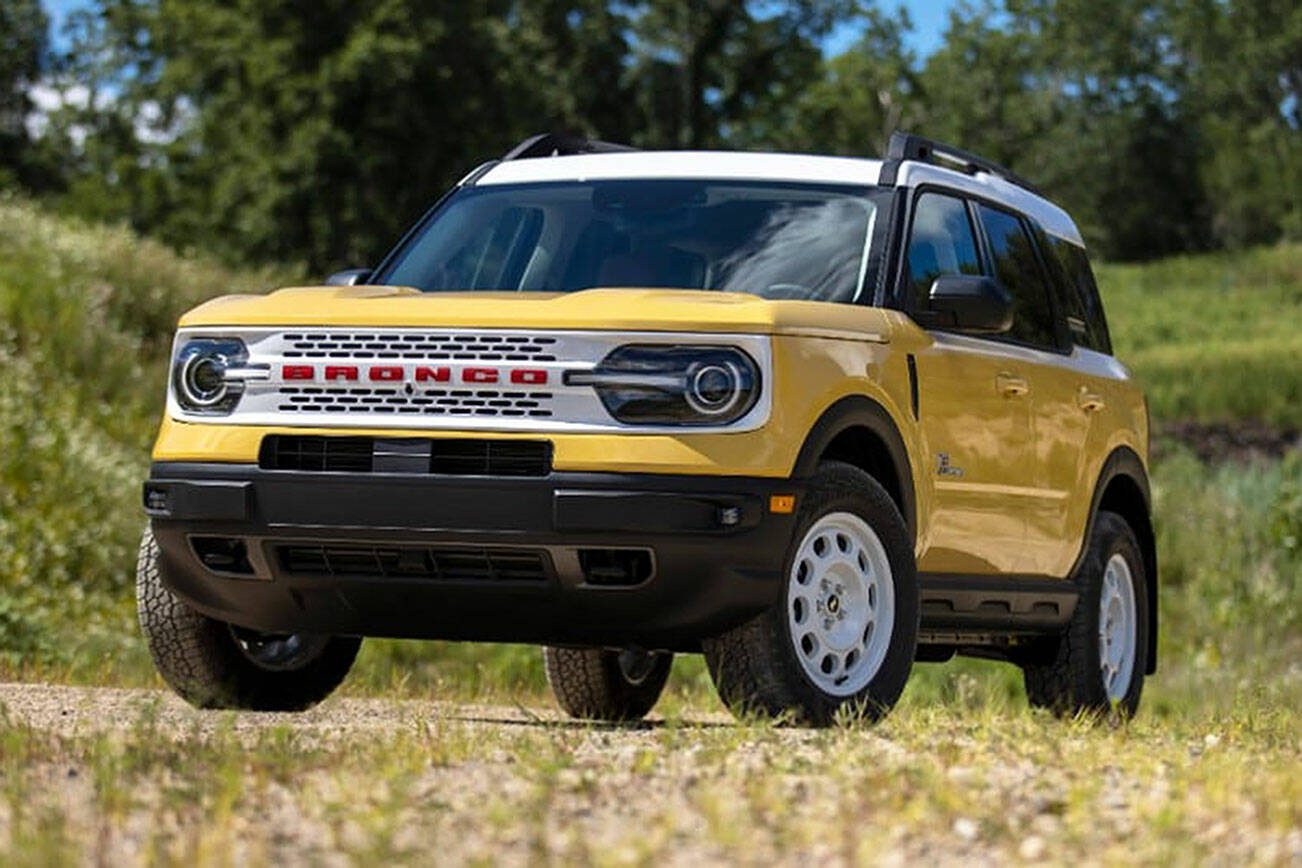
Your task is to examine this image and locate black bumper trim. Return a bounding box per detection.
[145,462,802,651]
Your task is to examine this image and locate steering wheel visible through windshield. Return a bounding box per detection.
[377,180,888,303]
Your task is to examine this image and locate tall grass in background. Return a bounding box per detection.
[1096,246,1302,428]
[0,196,1298,722]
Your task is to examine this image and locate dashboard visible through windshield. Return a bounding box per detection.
[378,180,888,303]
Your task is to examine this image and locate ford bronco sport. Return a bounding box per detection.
[138,132,1156,725]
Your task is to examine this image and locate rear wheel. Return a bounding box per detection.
[702,462,918,726]
[1023,511,1149,717]
[136,528,360,710]
[543,646,673,722]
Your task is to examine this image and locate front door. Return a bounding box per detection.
[913,332,1038,574]
[902,191,1040,574]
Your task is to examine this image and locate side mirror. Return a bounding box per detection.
[325,268,373,287]
[927,275,1013,334]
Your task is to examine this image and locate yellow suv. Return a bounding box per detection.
[138,133,1155,724]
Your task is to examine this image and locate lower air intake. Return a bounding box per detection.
[277,544,551,583]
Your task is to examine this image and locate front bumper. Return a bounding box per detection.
[145,462,803,651]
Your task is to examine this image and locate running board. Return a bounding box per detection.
[918,574,1077,634]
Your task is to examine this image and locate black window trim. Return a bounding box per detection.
[891,182,1073,357]
[973,200,1073,355]
[892,185,984,319]
[1033,225,1114,356]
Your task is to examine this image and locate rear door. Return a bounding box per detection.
[904,191,1038,575]
[1030,227,1122,577]
[970,204,1085,576]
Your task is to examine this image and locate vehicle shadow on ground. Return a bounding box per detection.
[446,710,732,732]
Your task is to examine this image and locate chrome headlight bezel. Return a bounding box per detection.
[171,338,258,416]
[565,344,762,426]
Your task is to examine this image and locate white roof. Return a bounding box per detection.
[477,151,884,187]
[474,150,1084,248]
[895,162,1084,246]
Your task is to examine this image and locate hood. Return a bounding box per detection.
[176,285,896,340]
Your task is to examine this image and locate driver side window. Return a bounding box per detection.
[906,193,982,312]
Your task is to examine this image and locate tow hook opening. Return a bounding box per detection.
[578,549,653,587]
[191,536,255,576]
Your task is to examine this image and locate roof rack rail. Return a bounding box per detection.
[886,131,1041,195]
[502,133,637,162]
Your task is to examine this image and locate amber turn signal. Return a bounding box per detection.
[769,495,796,514]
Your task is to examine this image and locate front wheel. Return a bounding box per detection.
[136,528,360,711]
[703,462,918,726]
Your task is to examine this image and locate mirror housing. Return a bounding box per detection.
[927,275,1013,334]
[325,268,373,287]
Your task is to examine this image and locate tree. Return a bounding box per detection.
[82,0,646,271]
[65,0,862,269]
[624,1,859,148]
[916,0,1209,259]
[769,6,921,156]
[1171,0,1302,246]
[0,0,49,187]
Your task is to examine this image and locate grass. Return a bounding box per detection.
[0,687,1297,864]
[0,197,1298,860]
[1097,244,1302,429]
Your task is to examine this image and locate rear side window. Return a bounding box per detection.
[905,193,982,311]
[1038,231,1112,354]
[976,204,1060,350]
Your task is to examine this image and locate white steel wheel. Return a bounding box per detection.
[786,511,895,697]
[1098,553,1138,702]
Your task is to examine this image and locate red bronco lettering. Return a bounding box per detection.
[281,365,549,385]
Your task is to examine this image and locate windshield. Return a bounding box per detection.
[378,180,888,303]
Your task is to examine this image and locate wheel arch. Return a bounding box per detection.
[1077,447,1158,674]
[792,395,917,543]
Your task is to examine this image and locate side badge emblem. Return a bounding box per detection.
[936,453,965,478]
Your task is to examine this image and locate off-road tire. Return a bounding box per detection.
[1023,511,1149,717]
[543,647,673,722]
[136,528,360,711]
[702,462,918,726]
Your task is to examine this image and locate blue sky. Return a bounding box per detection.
[826,2,958,58]
[43,0,959,58]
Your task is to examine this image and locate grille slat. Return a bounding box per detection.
[275,386,555,417]
[280,332,557,362]
[278,544,551,583]
[259,436,552,477]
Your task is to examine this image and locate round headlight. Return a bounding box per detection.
[686,362,742,415]
[172,338,249,414]
[182,354,229,405]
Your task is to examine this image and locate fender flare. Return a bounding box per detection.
[1073,446,1159,674]
[792,395,917,542]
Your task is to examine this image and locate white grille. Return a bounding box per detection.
[168,327,772,433]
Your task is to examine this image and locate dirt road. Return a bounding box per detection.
[0,682,1297,865]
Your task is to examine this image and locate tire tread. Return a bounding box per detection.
[136,528,359,711]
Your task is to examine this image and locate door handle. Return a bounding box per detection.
[1078,388,1106,413]
[996,373,1029,398]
